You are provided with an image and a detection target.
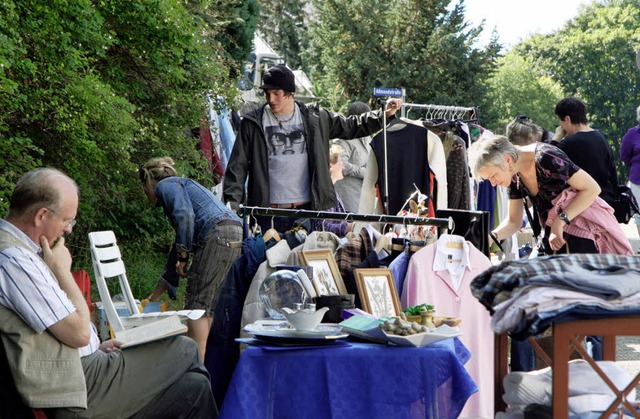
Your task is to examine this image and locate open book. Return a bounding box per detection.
[116,315,187,348]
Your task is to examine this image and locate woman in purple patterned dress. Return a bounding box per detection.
[468,134,603,254]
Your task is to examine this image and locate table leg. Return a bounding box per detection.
[494,333,509,413]
[552,323,570,418]
[602,335,616,361]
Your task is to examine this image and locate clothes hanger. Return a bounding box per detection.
[391,241,407,252]
[408,235,426,253]
[440,234,463,263]
[408,224,424,247]
[344,212,356,240]
[390,215,409,252]
[442,225,464,248]
[262,216,281,242]
[386,116,409,132]
[444,220,466,245]
[251,208,262,236]
[374,235,391,254]
[425,107,434,120]
[405,105,414,117]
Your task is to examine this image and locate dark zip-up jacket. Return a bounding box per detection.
[223,101,388,211]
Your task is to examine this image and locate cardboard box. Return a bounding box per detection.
[95,300,141,341]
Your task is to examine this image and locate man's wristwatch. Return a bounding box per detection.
[559,212,571,225]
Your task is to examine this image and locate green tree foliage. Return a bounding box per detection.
[0,0,140,251]
[0,0,256,263]
[309,0,500,112]
[514,0,640,178]
[482,50,564,134]
[257,0,310,73]
[191,0,260,74]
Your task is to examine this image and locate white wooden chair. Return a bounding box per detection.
[88,231,204,333]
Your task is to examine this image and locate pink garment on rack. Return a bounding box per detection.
[402,237,494,418]
[546,188,633,255]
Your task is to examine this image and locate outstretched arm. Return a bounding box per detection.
[490,199,525,243]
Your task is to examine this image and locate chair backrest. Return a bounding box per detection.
[88,231,139,333]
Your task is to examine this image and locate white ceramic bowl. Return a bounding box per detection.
[382,325,463,347]
[282,307,329,331]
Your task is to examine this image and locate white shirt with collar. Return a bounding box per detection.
[432,234,472,290]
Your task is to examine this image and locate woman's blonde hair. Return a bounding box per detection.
[636,105,640,123]
[329,144,343,165]
[139,157,178,188]
[506,115,544,146]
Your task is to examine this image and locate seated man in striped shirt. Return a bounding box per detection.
[0,168,216,418]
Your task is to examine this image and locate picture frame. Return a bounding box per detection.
[354,268,401,318]
[299,249,347,296]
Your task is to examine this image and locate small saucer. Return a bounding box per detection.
[244,323,347,343]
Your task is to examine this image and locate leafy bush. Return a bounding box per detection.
[0,0,256,264]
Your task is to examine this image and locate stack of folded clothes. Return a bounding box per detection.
[496,359,636,418]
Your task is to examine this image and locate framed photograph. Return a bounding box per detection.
[354,268,401,318]
[299,249,347,296]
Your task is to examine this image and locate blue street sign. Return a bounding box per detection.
[373,87,404,97]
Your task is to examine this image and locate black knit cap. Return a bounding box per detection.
[260,64,296,93]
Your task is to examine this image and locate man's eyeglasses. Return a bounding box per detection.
[47,208,77,228]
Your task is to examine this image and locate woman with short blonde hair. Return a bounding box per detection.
[469,134,630,254]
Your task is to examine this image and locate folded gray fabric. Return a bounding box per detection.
[526,263,640,300]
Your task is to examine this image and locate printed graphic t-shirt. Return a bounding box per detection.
[263,104,311,204]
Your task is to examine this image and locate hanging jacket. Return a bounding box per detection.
[546,188,633,255]
[370,122,431,215]
[204,236,266,408]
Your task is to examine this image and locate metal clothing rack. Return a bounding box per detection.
[401,102,477,121]
[240,205,453,235]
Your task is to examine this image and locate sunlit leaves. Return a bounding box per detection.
[308,0,499,112]
[514,0,640,177]
[0,0,256,263]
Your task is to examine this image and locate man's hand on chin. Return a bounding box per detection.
[40,235,72,277]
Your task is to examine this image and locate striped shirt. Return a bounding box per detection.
[0,219,99,356]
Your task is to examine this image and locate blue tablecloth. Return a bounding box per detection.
[219,338,477,419]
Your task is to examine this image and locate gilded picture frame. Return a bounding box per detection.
[299,249,347,296]
[354,268,401,318]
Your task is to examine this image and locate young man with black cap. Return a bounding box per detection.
[223,63,401,233]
